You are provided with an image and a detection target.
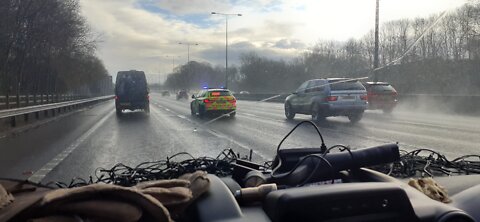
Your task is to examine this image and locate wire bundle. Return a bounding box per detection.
[48,149,238,188]
[370,148,480,178]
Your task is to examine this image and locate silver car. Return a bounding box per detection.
[285,78,368,122]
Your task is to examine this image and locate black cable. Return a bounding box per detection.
[271,153,334,182]
[272,121,327,177]
[297,144,353,186]
[297,154,334,187]
[369,148,480,178]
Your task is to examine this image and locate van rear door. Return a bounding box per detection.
[115,71,148,104]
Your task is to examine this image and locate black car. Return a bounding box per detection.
[115,70,150,115]
[176,89,188,100]
[161,90,170,96]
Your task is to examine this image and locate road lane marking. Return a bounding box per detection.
[28,109,114,183]
[202,112,233,126]
[260,94,281,102]
[154,104,269,160]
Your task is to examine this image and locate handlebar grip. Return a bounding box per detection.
[350,143,400,167]
[274,143,400,185]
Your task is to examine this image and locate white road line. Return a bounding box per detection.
[154,104,269,160]
[202,113,231,126]
[260,94,281,102]
[238,112,439,154]
[206,128,269,160]
[28,109,114,183]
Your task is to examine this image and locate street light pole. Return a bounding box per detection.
[226,16,228,88]
[373,0,380,82]
[178,43,198,90]
[165,55,180,73]
[211,12,242,89]
[178,42,198,65]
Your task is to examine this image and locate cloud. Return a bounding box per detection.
[153,0,230,15]
[199,41,299,67]
[273,38,306,49]
[78,0,468,83]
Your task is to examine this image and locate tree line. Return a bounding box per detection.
[164,61,239,91]
[165,2,480,95]
[239,3,480,94]
[0,0,110,107]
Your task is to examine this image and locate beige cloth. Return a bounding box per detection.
[0,183,14,210]
[408,177,451,203]
[0,171,210,222]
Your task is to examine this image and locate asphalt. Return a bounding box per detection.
[0,93,479,183]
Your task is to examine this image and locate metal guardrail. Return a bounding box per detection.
[0,95,113,127]
[233,93,288,103]
[0,94,89,110]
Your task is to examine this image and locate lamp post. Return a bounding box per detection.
[373,0,380,82]
[178,43,198,90]
[211,12,242,88]
[165,55,181,73]
[178,42,199,65]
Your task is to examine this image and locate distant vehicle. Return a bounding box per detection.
[115,70,150,115]
[191,88,236,118]
[239,91,250,94]
[161,90,170,96]
[285,78,367,123]
[362,82,398,113]
[176,89,189,100]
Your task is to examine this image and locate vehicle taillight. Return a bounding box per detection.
[147,95,150,100]
[392,91,398,96]
[360,95,368,100]
[326,96,338,101]
[115,96,118,100]
[204,99,212,103]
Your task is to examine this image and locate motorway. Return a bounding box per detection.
[0,93,479,184]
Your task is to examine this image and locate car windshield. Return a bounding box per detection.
[329,81,365,91]
[1,0,479,205]
[370,85,396,92]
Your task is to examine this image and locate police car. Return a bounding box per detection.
[190,88,236,118]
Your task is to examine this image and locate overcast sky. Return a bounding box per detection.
[79,0,467,83]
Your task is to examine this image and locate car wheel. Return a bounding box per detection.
[311,105,325,122]
[190,104,195,116]
[284,103,295,120]
[230,111,236,118]
[199,105,206,118]
[348,112,363,123]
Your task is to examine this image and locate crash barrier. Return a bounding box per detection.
[0,95,114,129]
[233,94,289,103]
[0,94,90,110]
[233,93,480,115]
